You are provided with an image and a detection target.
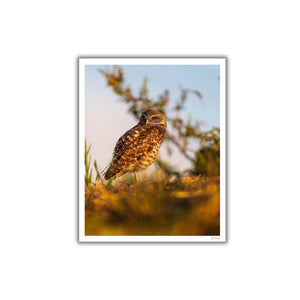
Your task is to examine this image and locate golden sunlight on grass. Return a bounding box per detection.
[85,176,220,236]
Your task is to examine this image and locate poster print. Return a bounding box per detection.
[79,57,226,242]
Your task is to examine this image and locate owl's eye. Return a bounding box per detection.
[152,116,159,121]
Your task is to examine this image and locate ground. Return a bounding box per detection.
[85,176,220,236]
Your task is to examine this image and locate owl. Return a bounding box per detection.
[104,110,167,181]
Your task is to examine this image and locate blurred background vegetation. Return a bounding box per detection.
[85,66,221,236]
[99,66,220,178]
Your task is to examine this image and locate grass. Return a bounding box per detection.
[84,138,220,236]
[84,138,93,189]
[85,175,220,236]
[85,138,104,187]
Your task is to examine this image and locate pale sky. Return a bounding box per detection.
[85,64,220,177]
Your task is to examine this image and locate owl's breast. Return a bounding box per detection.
[134,126,165,170]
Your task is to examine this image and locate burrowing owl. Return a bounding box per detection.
[104,110,167,180]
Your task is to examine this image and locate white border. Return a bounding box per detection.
[79,58,226,242]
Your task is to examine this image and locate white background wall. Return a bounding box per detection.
[1,1,299,299]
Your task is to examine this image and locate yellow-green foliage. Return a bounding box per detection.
[84,138,93,189]
[85,176,220,236]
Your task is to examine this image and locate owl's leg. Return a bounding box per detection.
[134,171,139,183]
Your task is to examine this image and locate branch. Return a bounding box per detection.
[165,131,194,162]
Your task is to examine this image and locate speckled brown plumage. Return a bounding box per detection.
[104,110,167,180]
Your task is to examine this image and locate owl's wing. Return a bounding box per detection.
[113,125,146,160]
[103,125,146,179]
[104,124,163,179]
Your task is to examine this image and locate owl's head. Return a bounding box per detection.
[139,110,167,128]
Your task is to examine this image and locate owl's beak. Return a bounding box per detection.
[146,119,149,125]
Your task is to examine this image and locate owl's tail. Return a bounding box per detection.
[103,163,120,180]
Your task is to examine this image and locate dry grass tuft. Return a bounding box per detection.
[85,176,220,236]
